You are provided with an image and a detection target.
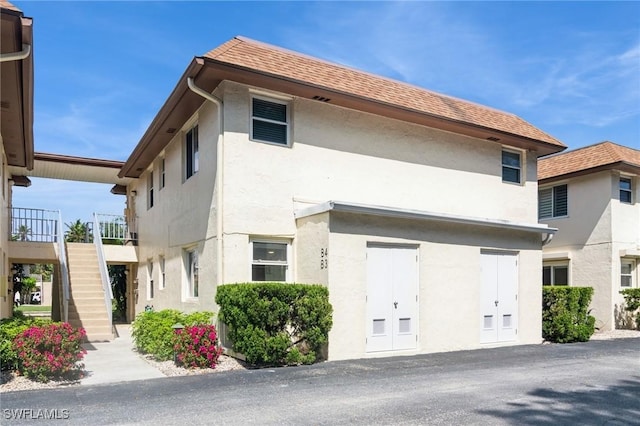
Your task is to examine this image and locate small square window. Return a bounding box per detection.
[539,184,568,219]
[543,264,569,286]
[621,260,634,288]
[502,150,521,184]
[251,240,289,281]
[251,97,289,146]
[620,178,632,204]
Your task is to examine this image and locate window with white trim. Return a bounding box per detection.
[621,260,634,288]
[185,249,198,298]
[185,126,199,180]
[539,184,568,219]
[159,256,165,290]
[543,263,569,286]
[251,97,289,146]
[251,240,289,281]
[148,260,154,299]
[620,178,632,204]
[147,171,154,209]
[501,150,521,184]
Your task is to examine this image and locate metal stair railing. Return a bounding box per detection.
[93,213,113,327]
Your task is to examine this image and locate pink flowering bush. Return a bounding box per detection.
[172,324,223,369]
[13,322,87,382]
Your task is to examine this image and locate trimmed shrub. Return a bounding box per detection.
[13,322,86,382]
[620,288,640,329]
[542,286,595,343]
[216,283,333,366]
[1,312,53,371]
[172,324,224,369]
[131,309,214,361]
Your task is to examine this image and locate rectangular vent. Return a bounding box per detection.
[399,318,411,333]
[0,101,10,109]
[487,136,500,142]
[312,95,331,102]
[166,128,177,134]
[484,315,493,329]
[372,319,385,335]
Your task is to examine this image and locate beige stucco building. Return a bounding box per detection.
[539,141,640,331]
[119,36,565,360]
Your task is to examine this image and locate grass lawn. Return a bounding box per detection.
[15,305,51,313]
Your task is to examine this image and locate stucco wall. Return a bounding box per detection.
[131,80,547,360]
[541,172,612,250]
[222,82,539,243]
[542,170,640,331]
[323,213,542,361]
[132,98,221,314]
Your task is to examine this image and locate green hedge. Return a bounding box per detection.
[620,288,640,329]
[542,286,595,343]
[131,309,214,361]
[215,283,333,366]
[0,312,53,371]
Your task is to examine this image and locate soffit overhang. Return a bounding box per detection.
[121,57,566,178]
[9,152,131,185]
[0,6,34,169]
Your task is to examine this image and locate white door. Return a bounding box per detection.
[480,252,518,343]
[366,245,418,352]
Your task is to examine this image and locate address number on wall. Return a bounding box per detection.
[320,248,328,270]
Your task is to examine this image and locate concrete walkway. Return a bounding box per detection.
[80,324,164,386]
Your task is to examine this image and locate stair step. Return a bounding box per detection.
[68,312,109,320]
[65,243,113,342]
[85,333,114,343]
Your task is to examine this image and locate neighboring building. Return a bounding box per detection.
[119,36,564,360]
[539,141,640,331]
[0,0,34,318]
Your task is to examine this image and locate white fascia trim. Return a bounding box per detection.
[294,200,558,235]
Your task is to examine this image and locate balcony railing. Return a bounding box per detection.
[10,209,137,245]
[10,208,59,242]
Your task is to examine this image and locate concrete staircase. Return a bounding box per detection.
[66,243,113,342]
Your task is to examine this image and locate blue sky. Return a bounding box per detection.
[12,1,640,223]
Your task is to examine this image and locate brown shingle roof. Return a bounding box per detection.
[204,37,564,148]
[538,141,640,181]
[0,0,21,12]
[121,36,567,178]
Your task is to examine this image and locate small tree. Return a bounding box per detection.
[21,277,37,303]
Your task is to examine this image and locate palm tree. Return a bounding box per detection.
[64,219,88,242]
[15,224,31,241]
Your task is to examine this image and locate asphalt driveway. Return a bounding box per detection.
[2,338,639,425]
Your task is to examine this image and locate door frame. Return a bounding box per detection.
[365,243,419,353]
[480,250,519,344]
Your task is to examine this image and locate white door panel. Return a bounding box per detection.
[366,246,418,352]
[480,252,518,344]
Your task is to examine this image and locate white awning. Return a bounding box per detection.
[295,201,558,235]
